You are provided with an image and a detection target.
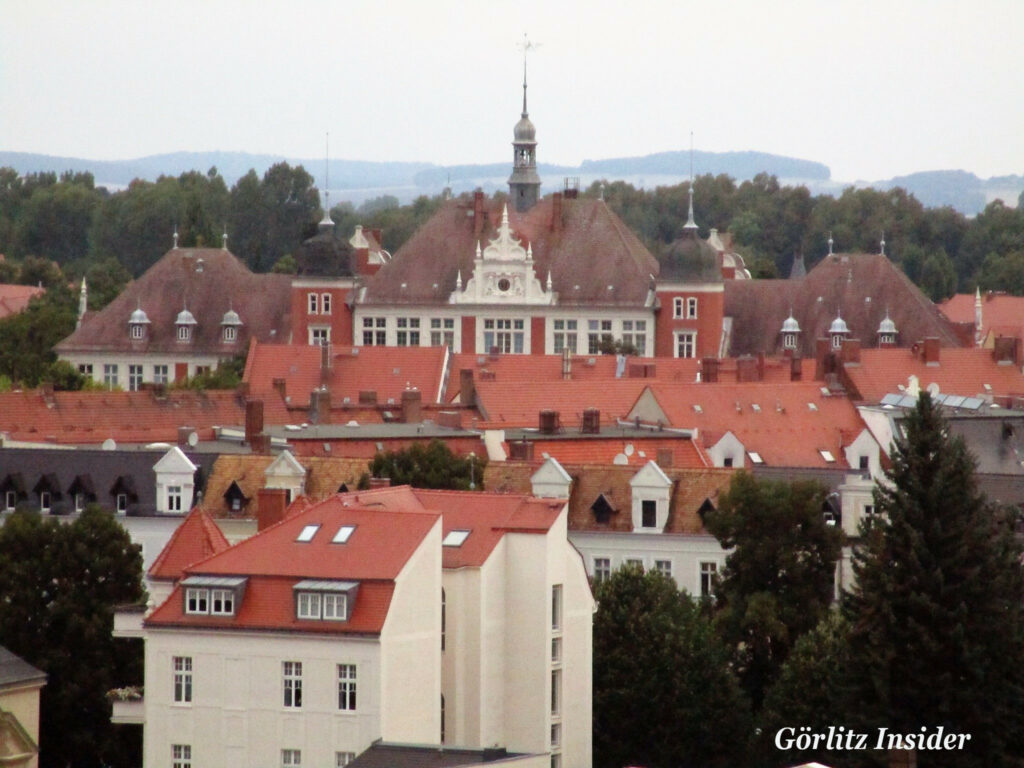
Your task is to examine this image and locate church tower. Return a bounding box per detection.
[508,43,541,212]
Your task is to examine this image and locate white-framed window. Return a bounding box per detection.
[832,333,843,350]
[185,588,209,614]
[551,668,561,716]
[321,293,332,315]
[323,593,346,620]
[673,297,684,318]
[297,592,321,619]
[173,656,192,703]
[551,637,562,663]
[153,365,169,385]
[587,319,612,354]
[641,499,657,528]
[195,365,211,377]
[362,317,386,345]
[626,558,644,570]
[594,557,611,584]
[116,493,128,514]
[430,317,455,347]
[655,559,673,577]
[338,664,357,710]
[74,493,85,513]
[283,661,302,708]
[78,363,93,376]
[553,319,578,354]
[396,317,420,346]
[336,753,355,767]
[172,744,192,768]
[783,332,797,350]
[551,754,561,768]
[223,325,237,343]
[282,749,301,768]
[687,297,698,318]
[307,293,319,314]
[484,318,524,354]
[622,319,647,355]
[296,591,347,621]
[210,589,234,615]
[39,491,51,513]
[5,491,16,512]
[675,331,696,359]
[127,364,142,391]
[177,325,191,342]
[552,584,562,631]
[103,363,118,388]
[310,327,330,346]
[167,485,183,513]
[130,324,144,340]
[700,561,718,597]
[551,723,562,749]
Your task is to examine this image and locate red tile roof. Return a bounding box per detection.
[0,284,44,319]
[634,381,871,469]
[245,342,449,408]
[523,437,709,469]
[148,508,230,581]
[940,292,1024,340]
[0,389,246,444]
[475,379,651,428]
[451,353,701,385]
[841,347,1024,403]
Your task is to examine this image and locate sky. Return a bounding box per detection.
[2,0,1022,183]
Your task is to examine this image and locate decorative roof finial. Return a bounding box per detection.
[456,269,463,290]
[76,277,88,328]
[546,270,552,291]
[320,131,334,228]
[222,227,228,250]
[173,226,179,249]
[827,231,834,256]
[599,182,605,201]
[683,131,697,233]
[880,231,886,256]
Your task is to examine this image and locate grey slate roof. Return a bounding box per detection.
[0,646,46,688]
[349,743,528,768]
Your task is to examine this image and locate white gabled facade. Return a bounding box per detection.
[152,447,197,515]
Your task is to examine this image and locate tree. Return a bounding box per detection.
[842,393,1024,767]
[0,506,145,767]
[368,439,483,490]
[0,280,77,387]
[704,473,843,710]
[593,566,752,768]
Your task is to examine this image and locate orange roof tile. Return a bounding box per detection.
[148,508,230,581]
[475,379,651,427]
[523,437,708,468]
[842,347,1024,403]
[451,353,701,385]
[0,284,44,319]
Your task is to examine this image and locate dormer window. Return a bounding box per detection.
[783,333,797,350]
[176,308,197,343]
[223,326,236,343]
[128,306,151,340]
[293,580,357,621]
[181,576,247,616]
[131,324,144,340]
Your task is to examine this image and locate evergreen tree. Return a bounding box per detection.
[842,393,1024,767]
[593,566,752,768]
[368,439,483,490]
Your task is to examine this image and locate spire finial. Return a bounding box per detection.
[880,231,886,256]
[173,226,179,249]
[518,34,539,117]
[222,226,228,250]
[546,270,552,291]
[828,231,834,255]
[320,132,334,228]
[456,269,463,290]
[77,277,88,328]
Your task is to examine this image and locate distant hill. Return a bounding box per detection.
[0,150,1019,215]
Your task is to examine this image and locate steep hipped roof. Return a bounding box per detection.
[725,253,964,356]
[361,196,658,306]
[56,248,291,355]
[293,223,355,277]
[148,507,230,581]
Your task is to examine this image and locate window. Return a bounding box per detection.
[39,492,51,513]
[283,662,302,708]
[396,317,420,346]
[167,485,183,513]
[321,293,332,315]
[336,753,355,768]
[195,365,211,377]
[622,319,647,355]
[675,331,696,358]
[185,588,209,614]
[859,455,870,471]
[723,457,734,468]
[587,319,612,354]
[296,591,347,621]
[5,491,16,512]
[103,363,118,388]
[483,318,524,354]
[153,364,169,385]
[223,325,237,343]
[864,504,876,517]
[551,584,562,631]
[130,324,144,340]
[177,325,192,342]
[311,327,330,346]
[700,562,718,597]
[626,558,644,570]
[74,493,85,513]
[332,525,356,544]
[308,293,319,314]
[172,744,192,768]
[116,493,128,514]
[641,499,657,528]
[655,559,672,577]
[783,332,797,350]
[297,592,321,619]
[593,558,611,584]
[551,669,561,715]
[551,723,562,748]
[430,317,455,347]
[78,363,93,376]
[831,333,843,350]
[441,694,446,743]
[282,749,301,768]
[211,589,234,615]
[443,530,470,547]
[551,755,561,768]
[297,524,320,542]
[551,637,562,663]
[687,297,698,318]
[173,656,192,703]
[553,319,578,354]
[673,297,684,318]
[338,664,357,710]
[362,317,386,346]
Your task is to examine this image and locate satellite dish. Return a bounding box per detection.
[613,453,629,465]
[187,431,199,447]
[101,438,117,451]
[624,444,635,456]
[927,382,941,396]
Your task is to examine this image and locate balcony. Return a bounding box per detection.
[108,687,144,725]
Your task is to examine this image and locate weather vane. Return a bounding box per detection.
[518,34,541,113]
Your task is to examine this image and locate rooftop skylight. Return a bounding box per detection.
[332,525,356,544]
[819,450,836,463]
[296,524,321,542]
[443,530,471,547]
[748,452,764,464]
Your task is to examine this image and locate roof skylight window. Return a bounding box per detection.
[443,530,471,547]
[332,525,356,544]
[748,452,764,464]
[296,524,321,542]
[819,450,836,463]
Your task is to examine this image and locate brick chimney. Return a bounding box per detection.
[401,388,422,423]
[923,337,940,365]
[245,400,264,445]
[369,476,392,489]
[814,338,831,380]
[473,189,486,239]
[701,357,719,383]
[736,356,760,382]
[460,369,476,406]
[310,388,332,425]
[177,426,194,447]
[790,355,803,381]
[320,342,332,386]
[993,335,1021,365]
[841,338,861,364]
[551,192,563,233]
[257,488,288,531]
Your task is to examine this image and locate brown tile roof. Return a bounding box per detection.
[362,197,658,306]
[0,284,44,319]
[148,507,230,581]
[725,253,964,356]
[56,248,291,355]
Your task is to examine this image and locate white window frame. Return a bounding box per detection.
[103,363,118,388]
[551,668,561,716]
[210,589,235,615]
[74,493,85,513]
[362,316,387,346]
[655,559,673,577]
[177,325,191,342]
[283,661,302,708]
[128,364,143,391]
[223,325,237,343]
[130,324,144,340]
[483,317,525,354]
[687,297,698,318]
[167,485,183,513]
[39,491,51,513]
[173,656,193,703]
[172,744,192,768]
[783,332,797,350]
[307,292,319,314]
[593,557,611,584]
[640,498,658,528]
[185,588,209,614]
[5,491,16,512]
[587,319,612,354]
[336,753,355,768]
[116,493,128,514]
[552,584,563,631]
[553,319,578,354]
[673,297,684,318]
[429,317,455,347]
[282,748,302,768]
[675,331,697,359]
[323,593,346,620]
[338,664,357,711]
[153,365,169,385]
[297,592,322,620]
[310,326,331,346]
[700,561,718,597]
[321,293,332,315]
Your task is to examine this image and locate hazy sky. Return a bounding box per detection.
[3,0,1022,182]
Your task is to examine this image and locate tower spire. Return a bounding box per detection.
[521,32,530,117]
[320,131,333,230]
[508,35,541,213]
[683,131,697,233]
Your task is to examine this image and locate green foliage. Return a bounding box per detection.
[43,359,88,391]
[0,280,77,387]
[0,506,145,768]
[271,253,298,274]
[705,473,843,711]
[368,439,483,490]
[176,356,246,390]
[593,566,752,768]
[978,249,1024,295]
[842,393,1024,768]
[918,248,958,301]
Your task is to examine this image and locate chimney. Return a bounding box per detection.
[401,388,422,423]
[581,407,601,434]
[701,358,719,383]
[473,189,486,239]
[250,433,272,455]
[368,476,392,489]
[257,488,288,531]
[757,353,765,380]
[539,410,560,434]
[551,192,563,233]
[790,355,803,381]
[841,338,861,364]
[235,381,250,405]
[923,337,940,365]
[358,390,378,405]
[310,388,332,425]
[508,440,535,461]
[272,378,287,400]
[460,369,476,406]
[437,410,463,429]
[736,356,759,382]
[562,347,572,380]
[320,342,332,386]
[993,336,1019,364]
[245,400,264,445]
[814,338,831,380]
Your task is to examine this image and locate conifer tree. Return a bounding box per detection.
[842,393,1024,767]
